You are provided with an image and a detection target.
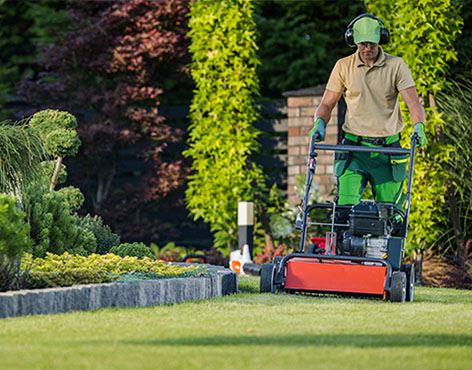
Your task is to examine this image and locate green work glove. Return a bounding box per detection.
[411,122,427,147]
[309,117,326,142]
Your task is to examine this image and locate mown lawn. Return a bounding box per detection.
[0,276,471,370]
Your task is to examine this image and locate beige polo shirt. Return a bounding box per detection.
[326,47,416,137]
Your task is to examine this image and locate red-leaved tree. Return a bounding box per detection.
[18,0,192,241]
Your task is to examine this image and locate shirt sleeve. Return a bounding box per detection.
[326,60,346,93]
[396,58,416,91]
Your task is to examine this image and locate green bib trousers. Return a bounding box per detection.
[334,134,407,209]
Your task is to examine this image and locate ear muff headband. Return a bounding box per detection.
[347,13,385,29]
[344,13,390,47]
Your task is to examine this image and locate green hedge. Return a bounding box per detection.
[185,0,264,251]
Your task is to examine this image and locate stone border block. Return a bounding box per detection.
[0,267,237,319]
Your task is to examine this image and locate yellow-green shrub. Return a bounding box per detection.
[21,252,202,276]
[23,269,114,289]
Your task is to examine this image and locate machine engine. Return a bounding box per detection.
[342,201,395,258]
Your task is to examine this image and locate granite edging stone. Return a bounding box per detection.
[0,264,237,319]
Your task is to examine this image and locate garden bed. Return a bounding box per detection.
[0,265,237,319]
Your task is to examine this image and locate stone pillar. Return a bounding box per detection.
[283,85,338,205]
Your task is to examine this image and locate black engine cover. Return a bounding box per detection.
[349,201,392,236]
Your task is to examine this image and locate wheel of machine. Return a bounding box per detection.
[389,271,407,303]
[401,264,415,302]
[260,263,275,293]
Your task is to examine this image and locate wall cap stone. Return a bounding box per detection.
[283,84,325,97]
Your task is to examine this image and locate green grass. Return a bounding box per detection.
[1,276,472,370]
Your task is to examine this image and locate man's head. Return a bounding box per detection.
[345,13,390,47]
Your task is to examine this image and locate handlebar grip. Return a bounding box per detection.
[411,132,420,145]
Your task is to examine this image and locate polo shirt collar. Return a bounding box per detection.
[355,46,386,67]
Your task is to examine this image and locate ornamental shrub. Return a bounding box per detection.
[20,251,207,289]
[0,194,32,291]
[0,194,31,258]
[0,120,45,198]
[29,109,79,134]
[109,242,154,259]
[22,269,114,290]
[150,242,192,262]
[438,79,472,245]
[40,160,67,185]
[44,128,80,158]
[21,252,201,276]
[29,109,81,191]
[186,0,265,251]
[24,182,96,258]
[56,186,85,212]
[436,79,472,287]
[76,214,120,254]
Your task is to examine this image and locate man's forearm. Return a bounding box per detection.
[409,103,425,125]
[400,86,425,124]
[314,90,342,124]
[315,104,333,124]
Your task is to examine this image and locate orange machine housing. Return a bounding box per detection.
[284,257,388,296]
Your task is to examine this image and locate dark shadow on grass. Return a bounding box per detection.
[237,282,260,294]
[195,286,472,305]
[414,290,472,304]
[115,334,472,348]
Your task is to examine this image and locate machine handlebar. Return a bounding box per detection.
[312,143,410,155]
[300,134,418,247]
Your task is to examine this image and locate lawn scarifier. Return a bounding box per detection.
[261,134,419,302]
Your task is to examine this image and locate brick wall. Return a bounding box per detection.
[283,86,339,205]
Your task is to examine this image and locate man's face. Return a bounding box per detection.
[356,42,380,62]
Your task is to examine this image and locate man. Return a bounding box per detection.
[309,13,427,242]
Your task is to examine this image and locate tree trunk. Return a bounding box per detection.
[93,165,116,212]
[414,249,423,285]
[49,156,63,191]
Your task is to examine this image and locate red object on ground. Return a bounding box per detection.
[184,257,206,264]
[231,260,241,274]
[284,257,387,296]
[310,237,326,250]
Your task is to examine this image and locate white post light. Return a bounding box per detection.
[230,201,254,274]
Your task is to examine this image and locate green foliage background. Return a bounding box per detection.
[365,0,463,253]
[438,79,472,249]
[185,0,266,251]
[449,0,472,78]
[0,0,70,120]
[254,0,365,98]
[1,0,470,254]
